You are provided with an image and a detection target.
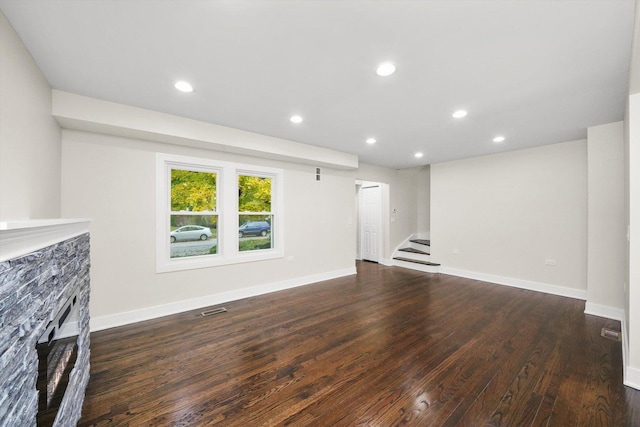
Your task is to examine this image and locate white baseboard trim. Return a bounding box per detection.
[584,302,625,321]
[584,303,637,389]
[439,267,587,300]
[380,258,394,266]
[625,366,640,390]
[90,266,357,332]
[620,316,640,391]
[621,315,631,389]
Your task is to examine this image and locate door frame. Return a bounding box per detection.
[355,180,388,263]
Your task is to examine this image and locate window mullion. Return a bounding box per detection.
[222,167,238,258]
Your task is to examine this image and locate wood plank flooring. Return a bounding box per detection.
[79,262,640,426]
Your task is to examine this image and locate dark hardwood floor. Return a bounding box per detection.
[79,262,640,426]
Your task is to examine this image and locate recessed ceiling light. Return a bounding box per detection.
[493,136,506,143]
[376,62,396,77]
[366,138,376,144]
[414,152,424,158]
[452,110,468,118]
[174,81,193,93]
[290,115,303,124]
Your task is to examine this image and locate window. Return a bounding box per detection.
[156,154,283,273]
[238,174,273,252]
[170,169,218,258]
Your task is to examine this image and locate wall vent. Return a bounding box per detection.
[201,307,227,317]
[601,328,621,341]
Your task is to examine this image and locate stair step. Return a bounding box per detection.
[409,239,430,246]
[398,247,430,255]
[393,257,440,266]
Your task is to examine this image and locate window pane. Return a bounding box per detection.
[170,215,218,258]
[238,215,273,252]
[171,170,217,212]
[238,175,271,212]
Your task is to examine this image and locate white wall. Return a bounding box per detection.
[624,0,640,390]
[0,11,61,220]
[62,130,356,327]
[431,139,588,295]
[630,0,640,96]
[586,121,625,317]
[396,166,433,237]
[416,165,431,235]
[627,91,640,386]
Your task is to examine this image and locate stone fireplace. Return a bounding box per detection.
[0,220,91,426]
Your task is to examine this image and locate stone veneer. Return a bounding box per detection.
[0,233,90,426]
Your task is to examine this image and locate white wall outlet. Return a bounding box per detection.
[286,256,294,262]
[545,259,557,266]
[452,249,461,255]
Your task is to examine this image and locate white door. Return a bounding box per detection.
[361,185,381,262]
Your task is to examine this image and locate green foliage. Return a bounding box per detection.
[171,171,270,214]
[170,215,218,229]
[171,170,217,212]
[238,175,271,212]
[239,238,272,252]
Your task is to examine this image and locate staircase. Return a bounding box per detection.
[392,237,440,273]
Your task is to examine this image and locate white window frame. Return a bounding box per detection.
[156,153,284,273]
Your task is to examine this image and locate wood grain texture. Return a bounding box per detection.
[79,262,640,426]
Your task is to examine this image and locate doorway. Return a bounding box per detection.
[357,182,383,263]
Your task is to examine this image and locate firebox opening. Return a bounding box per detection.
[35,290,80,427]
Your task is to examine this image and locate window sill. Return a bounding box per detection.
[156,249,284,273]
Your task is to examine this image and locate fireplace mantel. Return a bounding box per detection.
[0,218,91,262]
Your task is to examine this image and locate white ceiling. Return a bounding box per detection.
[1,0,635,169]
